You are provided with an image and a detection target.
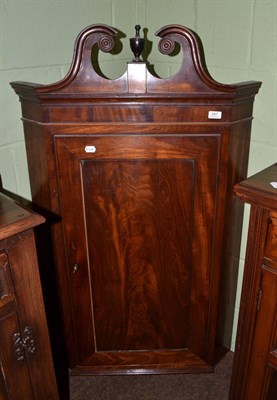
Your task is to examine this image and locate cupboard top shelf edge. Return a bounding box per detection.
[10,80,261,103]
[0,193,45,241]
[234,164,277,210]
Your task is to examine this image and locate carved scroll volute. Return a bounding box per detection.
[35,23,239,96]
[147,24,233,93]
[37,24,128,94]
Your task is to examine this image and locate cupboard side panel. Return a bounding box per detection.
[23,122,52,208]
[216,119,252,353]
[23,121,72,393]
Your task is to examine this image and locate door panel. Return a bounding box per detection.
[245,259,277,399]
[56,133,220,370]
[83,159,193,351]
[0,251,34,399]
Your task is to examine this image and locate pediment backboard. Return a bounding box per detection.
[11,24,261,99]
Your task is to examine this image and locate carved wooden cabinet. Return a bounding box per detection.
[0,193,58,399]
[230,164,277,400]
[11,24,261,376]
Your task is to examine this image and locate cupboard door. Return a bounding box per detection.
[55,133,223,372]
[243,259,277,399]
[0,251,34,400]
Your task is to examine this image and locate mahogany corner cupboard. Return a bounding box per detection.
[11,24,261,376]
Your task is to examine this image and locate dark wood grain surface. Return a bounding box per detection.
[0,193,58,399]
[230,164,277,399]
[10,23,261,378]
[0,193,44,240]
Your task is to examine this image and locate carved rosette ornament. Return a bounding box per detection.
[98,35,115,53]
[158,37,175,55]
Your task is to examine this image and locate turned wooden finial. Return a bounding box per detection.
[129,24,145,62]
